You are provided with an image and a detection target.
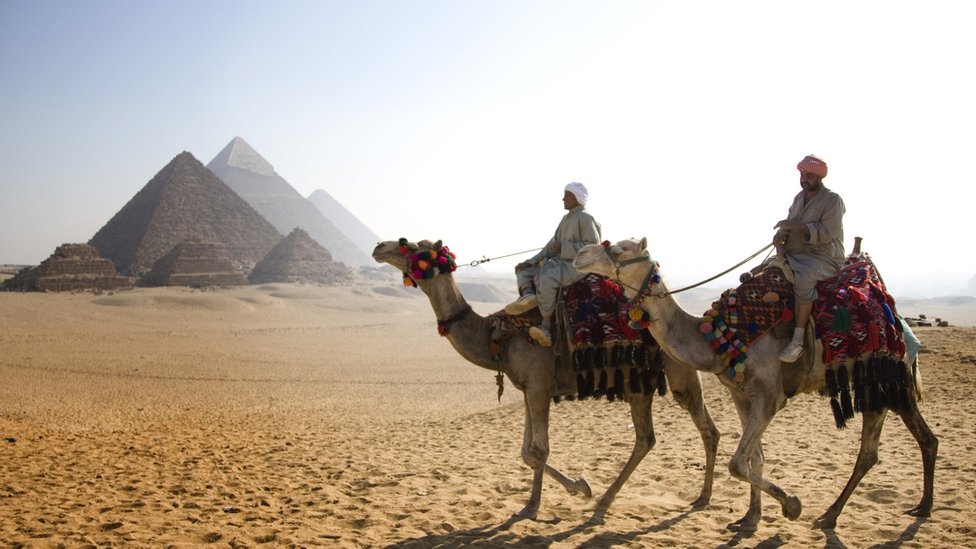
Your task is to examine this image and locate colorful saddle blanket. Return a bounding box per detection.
[813,258,905,364]
[700,267,795,380]
[703,256,905,373]
[488,273,663,401]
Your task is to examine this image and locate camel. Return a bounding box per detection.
[574,237,938,530]
[372,238,720,520]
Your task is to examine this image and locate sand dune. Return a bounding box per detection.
[1,283,974,547]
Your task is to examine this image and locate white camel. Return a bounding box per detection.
[574,237,937,530]
[373,238,720,520]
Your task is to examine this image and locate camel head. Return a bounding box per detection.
[574,237,649,277]
[372,238,456,287]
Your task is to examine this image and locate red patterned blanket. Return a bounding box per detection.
[488,273,664,401]
[813,258,905,364]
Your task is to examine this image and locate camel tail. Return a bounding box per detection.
[912,356,924,403]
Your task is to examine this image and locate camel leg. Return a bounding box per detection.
[591,393,656,519]
[666,362,720,508]
[726,392,765,531]
[898,396,938,518]
[726,387,801,530]
[814,410,887,529]
[515,391,549,519]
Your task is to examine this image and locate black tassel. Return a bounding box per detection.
[583,370,595,399]
[641,368,653,395]
[837,364,854,420]
[830,398,846,428]
[652,348,665,373]
[594,347,607,370]
[852,359,865,412]
[614,368,625,400]
[573,349,582,372]
[597,369,608,398]
[611,345,623,368]
[576,372,587,400]
[825,368,839,398]
[657,370,667,396]
[629,367,640,394]
[552,396,561,404]
[583,347,594,371]
[633,345,646,368]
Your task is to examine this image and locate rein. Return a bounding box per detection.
[604,242,774,302]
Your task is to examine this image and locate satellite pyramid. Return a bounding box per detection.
[89,151,282,275]
[248,228,352,285]
[1,243,134,292]
[206,137,372,268]
[141,238,248,287]
[307,189,381,261]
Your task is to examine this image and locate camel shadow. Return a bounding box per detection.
[384,507,703,548]
[819,515,928,549]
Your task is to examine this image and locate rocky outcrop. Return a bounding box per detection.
[141,239,248,287]
[1,243,134,292]
[248,228,352,285]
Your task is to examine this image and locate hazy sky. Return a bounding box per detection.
[1,1,973,297]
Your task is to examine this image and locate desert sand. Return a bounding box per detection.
[1,282,975,548]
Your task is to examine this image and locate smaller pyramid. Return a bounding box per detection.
[249,228,353,285]
[1,243,135,292]
[141,239,248,287]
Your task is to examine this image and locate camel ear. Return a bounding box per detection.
[639,237,647,251]
[432,239,443,251]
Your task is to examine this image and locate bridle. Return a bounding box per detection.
[396,238,471,336]
[601,241,660,305]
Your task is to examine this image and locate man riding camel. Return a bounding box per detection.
[774,154,846,362]
[505,182,602,347]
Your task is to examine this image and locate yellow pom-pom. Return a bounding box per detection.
[629,307,644,321]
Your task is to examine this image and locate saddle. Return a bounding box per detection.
[703,251,912,427]
[488,273,667,402]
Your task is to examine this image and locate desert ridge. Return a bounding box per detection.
[1,283,975,546]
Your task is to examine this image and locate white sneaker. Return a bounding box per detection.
[778,340,804,363]
[529,325,552,347]
[505,293,538,315]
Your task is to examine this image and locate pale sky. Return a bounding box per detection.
[1,1,973,297]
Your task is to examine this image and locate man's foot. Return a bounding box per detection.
[778,340,804,362]
[505,293,538,315]
[529,325,552,347]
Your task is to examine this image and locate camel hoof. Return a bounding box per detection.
[690,493,711,509]
[906,503,932,518]
[514,506,539,520]
[573,478,593,498]
[726,516,759,532]
[783,495,802,521]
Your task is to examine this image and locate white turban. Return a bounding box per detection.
[565,181,588,206]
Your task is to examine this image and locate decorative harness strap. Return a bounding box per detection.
[437,304,472,336]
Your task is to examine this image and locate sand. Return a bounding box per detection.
[1,283,975,548]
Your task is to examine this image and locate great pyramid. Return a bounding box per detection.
[1,243,135,292]
[248,228,353,285]
[206,137,372,268]
[141,238,248,287]
[89,151,282,276]
[307,188,381,262]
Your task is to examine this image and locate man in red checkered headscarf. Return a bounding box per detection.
[773,155,846,362]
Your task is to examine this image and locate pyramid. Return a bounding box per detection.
[206,137,372,268]
[1,243,134,292]
[248,228,353,285]
[89,151,282,275]
[141,239,248,287]
[307,189,381,261]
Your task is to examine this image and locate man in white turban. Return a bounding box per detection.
[774,155,846,362]
[505,182,602,347]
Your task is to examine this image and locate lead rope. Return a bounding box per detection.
[653,243,774,298]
